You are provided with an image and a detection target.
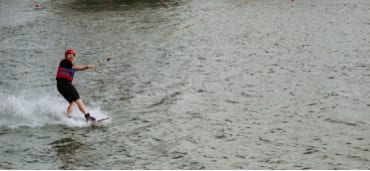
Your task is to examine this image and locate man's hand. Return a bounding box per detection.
[87,64,96,69]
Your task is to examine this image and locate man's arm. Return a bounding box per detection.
[72,64,95,71]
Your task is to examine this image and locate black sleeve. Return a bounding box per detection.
[60,59,73,68]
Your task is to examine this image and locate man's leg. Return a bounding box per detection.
[75,99,88,115]
[75,99,96,122]
[67,102,74,118]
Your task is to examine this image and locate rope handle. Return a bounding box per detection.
[95,57,112,65]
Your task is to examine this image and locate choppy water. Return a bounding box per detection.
[1,0,370,169]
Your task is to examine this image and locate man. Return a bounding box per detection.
[56,48,96,122]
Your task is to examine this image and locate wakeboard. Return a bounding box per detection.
[95,117,110,122]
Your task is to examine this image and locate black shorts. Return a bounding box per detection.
[57,79,80,103]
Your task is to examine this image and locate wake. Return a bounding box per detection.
[0,92,109,128]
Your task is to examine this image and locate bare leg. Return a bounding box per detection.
[67,102,74,118]
[75,99,88,115]
[75,99,96,122]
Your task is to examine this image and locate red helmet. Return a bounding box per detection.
[65,48,76,57]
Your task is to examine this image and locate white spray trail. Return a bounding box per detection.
[0,92,109,128]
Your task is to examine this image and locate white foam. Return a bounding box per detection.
[0,91,109,128]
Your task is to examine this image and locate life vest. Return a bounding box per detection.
[56,65,75,81]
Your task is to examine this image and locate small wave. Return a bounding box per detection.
[0,92,109,128]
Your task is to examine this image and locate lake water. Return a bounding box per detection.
[0,0,369,169]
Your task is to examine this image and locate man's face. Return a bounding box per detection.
[66,53,75,62]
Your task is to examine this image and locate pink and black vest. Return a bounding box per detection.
[56,60,75,82]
